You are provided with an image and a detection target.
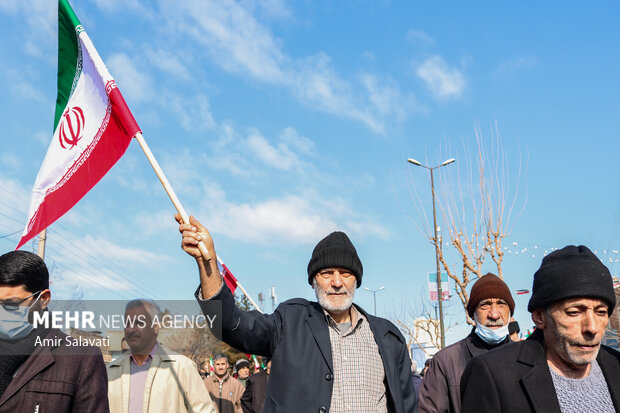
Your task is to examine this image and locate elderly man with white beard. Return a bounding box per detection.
[178,216,416,413]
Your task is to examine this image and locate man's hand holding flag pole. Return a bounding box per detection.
[17,0,212,262]
[12,0,277,311]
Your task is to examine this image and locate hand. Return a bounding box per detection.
[175,214,215,261]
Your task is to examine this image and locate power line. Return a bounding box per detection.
[0,229,22,240]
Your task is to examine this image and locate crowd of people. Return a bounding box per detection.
[0,215,617,412]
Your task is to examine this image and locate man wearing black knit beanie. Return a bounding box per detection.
[461,245,620,413]
[179,216,416,413]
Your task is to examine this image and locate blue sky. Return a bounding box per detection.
[0,0,618,345]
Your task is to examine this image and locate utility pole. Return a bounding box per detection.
[269,286,277,312]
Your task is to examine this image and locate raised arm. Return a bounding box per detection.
[177,214,282,356]
[176,214,222,298]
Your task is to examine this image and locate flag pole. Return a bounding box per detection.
[135,131,260,310]
[216,256,263,313]
[37,229,47,260]
[134,132,211,261]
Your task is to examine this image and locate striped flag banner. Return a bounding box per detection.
[218,261,239,294]
[17,0,140,250]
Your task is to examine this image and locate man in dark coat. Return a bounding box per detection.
[241,359,270,413]
[0,250,109,413]
[418,273,515,413]
[461,245,620,413]
[178,215,416,413]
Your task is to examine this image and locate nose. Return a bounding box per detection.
[582,310,601,337]
[330,271,344,288]
[488,304,501,320]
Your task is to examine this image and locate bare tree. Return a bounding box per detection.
[392,293,460,356]
[404,122,527,325]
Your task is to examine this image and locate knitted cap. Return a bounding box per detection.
[307,231,363,287]
[466,273,515,317]
[235,359,250,370]
[528,245,615,314]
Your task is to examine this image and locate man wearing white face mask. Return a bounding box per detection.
[418,273,514,413]
[0,250,109,412]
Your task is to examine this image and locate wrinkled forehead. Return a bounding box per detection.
[476,298,508,308]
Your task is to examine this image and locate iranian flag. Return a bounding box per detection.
[17,0,140,250]
[218,260,239,294]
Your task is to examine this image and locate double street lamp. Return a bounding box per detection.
[407,157,456,349]
[363,286,385,315]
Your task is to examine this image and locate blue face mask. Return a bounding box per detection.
[474,315,509,345]
[0,293,41,340]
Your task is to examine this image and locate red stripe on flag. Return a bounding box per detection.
[16,90,133,250]
[221,263,238,294]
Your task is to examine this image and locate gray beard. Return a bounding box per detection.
[312,279,356,313]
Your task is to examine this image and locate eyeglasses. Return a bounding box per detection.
[0,291,42,312]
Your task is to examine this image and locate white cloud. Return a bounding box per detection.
[81,235,165,265]
[145,49,192,81]
[0,0,55,38]
[246,131,301,171]
[1,152,21,170]
[189,182,389,246]
[416,55,465,100]
[106,52,154,104]
[92,0,154,18]
[34,131,49,145]
[200,185,338,245]
[168,0,286,83]
[10,80,46,102]
[157,0,404,133]
[166,92,216,131]
[280,127,314,155]
[255,0,292,20]
[406,30,434,47]
[344,220,390,240]
[360,74,408,120]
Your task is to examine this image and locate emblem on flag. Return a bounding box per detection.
[58,106,85,149]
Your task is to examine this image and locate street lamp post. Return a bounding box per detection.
[407,157,455,349]
[363,286,385,315]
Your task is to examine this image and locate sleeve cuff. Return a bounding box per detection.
[195,277,225,301]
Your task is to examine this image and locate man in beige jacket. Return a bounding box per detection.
[204,353,244,413]
[107,299,215,413]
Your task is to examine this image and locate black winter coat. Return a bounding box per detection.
[197,284,416,413]
[241,370,268,413]
[460,329,620,413]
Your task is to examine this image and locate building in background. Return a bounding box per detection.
[602,276,620,350]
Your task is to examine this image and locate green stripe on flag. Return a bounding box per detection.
[54,0,83,131]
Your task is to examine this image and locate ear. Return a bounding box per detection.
[39,289,51,310]
[531,309,546,329]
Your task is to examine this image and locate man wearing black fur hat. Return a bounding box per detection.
[178,215,416,413]
[460,245,620,413]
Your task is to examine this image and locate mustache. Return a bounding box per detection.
[484,320,505,327]
[570,340,601,347]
